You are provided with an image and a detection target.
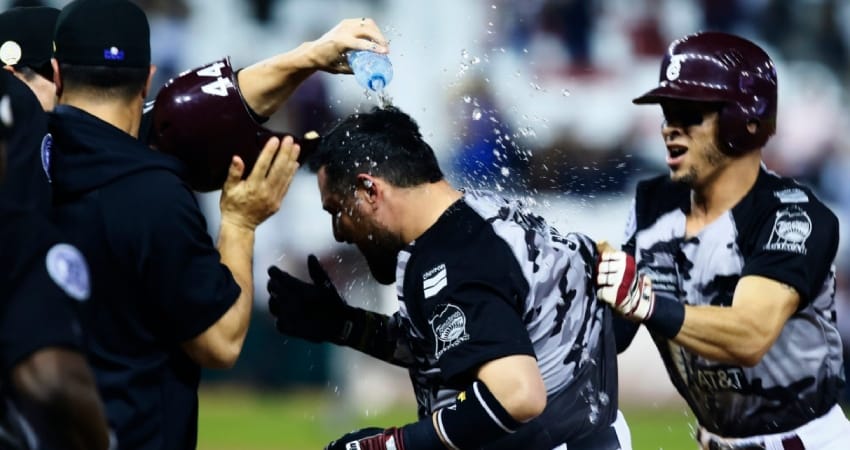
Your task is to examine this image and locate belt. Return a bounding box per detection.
[697,429,805,450]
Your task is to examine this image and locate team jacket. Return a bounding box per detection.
[623,166,843,437]
[393,190,619,448]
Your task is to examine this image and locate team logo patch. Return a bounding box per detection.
[764,206,811,254]
[0,40,22,65]
[773,188,809,204]
[422,263,447,298]
[430,304,469,359]
[45,243,90,301]
[41,133,52,182]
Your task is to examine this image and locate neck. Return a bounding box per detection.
[59,92,143,138]
[690,150,762,219]
[396,180,463,243]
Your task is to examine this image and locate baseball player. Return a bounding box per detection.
[596,32,850,449]
[0,68,112,450]
[268,107,632,450]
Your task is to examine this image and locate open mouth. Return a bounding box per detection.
[666,145,688,165]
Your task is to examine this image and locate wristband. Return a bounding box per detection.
[644,294,685,339]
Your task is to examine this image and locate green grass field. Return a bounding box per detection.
[197,388,698,450]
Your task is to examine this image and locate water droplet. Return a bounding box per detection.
[518,126,536,137]
[500,167,510,177]
[462,95,472,103]
[514,70,521,78]
[523,48,529,53]
[616,162,626,169]
[471,56,481,65]
[561,88,571,97]
[488,21,494,27]
[491,4,497,9]
[471,108,482,120]
[530,82,543,91]
[461,49,469,59]
[599,392,610,406]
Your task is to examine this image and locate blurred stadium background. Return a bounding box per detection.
[10,0,850,448]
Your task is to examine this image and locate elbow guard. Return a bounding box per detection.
[431,380,522,449]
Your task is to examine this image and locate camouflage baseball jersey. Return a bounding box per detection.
[392,190,619,448]
[624,167,844,437]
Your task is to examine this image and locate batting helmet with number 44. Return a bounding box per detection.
[150,57,319,192]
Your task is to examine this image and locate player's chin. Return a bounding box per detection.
[363,249,398,285]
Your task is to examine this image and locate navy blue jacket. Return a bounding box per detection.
[48,105,239,450]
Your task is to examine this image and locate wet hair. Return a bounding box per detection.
[310,106,444,194]
[59,63,148,102]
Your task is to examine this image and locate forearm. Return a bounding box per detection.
[208,218,256,362]
[237,43,316,118]
[673,305,773,366]
[341,308,409,367]
[13,349,111,450]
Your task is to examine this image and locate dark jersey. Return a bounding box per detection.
[624,167,843,437]
[0,204,88,450]
[47,106,240,450]
[394,190,619,448]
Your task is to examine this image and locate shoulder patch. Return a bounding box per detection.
[764,206,811,255]
[429,304,470,359]
[40,133,52,182]
[423,263,447,298]
[773,188,808,204]
[45,243,90,301]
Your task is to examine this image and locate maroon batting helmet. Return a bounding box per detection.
[634,32,777,154]
[150,57,319,192]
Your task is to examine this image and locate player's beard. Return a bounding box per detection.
[359,224,404,285]
[672,140,727,188]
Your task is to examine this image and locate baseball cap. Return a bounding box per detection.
[54,0,150,68]
[0,7,60,77]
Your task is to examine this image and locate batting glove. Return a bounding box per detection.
[596,251,656,321]
[326,427,406,450]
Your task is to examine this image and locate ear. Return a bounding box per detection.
[142,64,157,99]
[51,59,62,97]
[356,173,379,205]
[746,120,759,135]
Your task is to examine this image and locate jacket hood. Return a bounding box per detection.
[47,105,185,196]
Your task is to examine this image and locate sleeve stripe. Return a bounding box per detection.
[436,409,461,450]
[473,382,516,433]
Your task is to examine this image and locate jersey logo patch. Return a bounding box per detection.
[45,243,90,302]
[423,263,447,298]
[41,133,52,183]
[764,206,811,255]
[773,188,809,204]
[430,304,469,359]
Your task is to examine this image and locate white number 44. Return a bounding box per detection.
[196,62,232,97]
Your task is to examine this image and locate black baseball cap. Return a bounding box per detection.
[0,7,60,77]
[54,0,150,68]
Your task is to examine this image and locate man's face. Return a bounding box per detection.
[660,100,730,187]
[317,167,402,285]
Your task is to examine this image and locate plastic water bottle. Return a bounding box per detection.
[347,50,393,92]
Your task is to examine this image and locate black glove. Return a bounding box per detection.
[267,254,354,343]
[326,427,406,450]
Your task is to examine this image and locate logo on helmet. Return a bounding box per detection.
[666,54,687,81]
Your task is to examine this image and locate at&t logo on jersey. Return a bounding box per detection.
[430,304,469,359]
[694,366,747,392]
[764,206,812,255]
